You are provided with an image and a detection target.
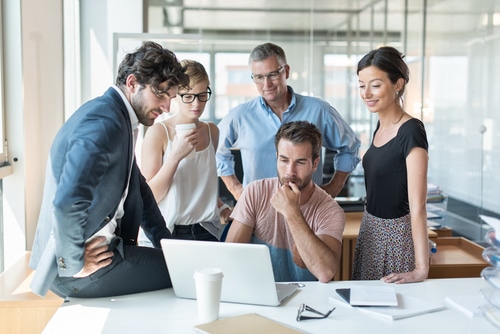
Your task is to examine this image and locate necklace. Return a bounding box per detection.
[379,113,405,133]
[392,111,405,124]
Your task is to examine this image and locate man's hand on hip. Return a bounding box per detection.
[73,236,114,278]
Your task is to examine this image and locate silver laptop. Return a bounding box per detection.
[160,239,299,306]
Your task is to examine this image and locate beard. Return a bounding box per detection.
[278,173,313,191]
[130,89,156,126]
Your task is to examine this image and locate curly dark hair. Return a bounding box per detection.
[115,41,189,92]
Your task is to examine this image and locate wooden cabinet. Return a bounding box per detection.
[430,227,453,238]
[337,213,487,281]
[0,252,63,334]
[428,237,488,278]
[336,212,362,281]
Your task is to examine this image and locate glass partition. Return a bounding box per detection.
[107,0,500,242]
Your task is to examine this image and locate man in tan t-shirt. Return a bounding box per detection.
[225,121,345,282]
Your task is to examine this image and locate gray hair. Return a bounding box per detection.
[248,42,287,65]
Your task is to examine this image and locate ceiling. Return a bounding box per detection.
[145,0,493,37]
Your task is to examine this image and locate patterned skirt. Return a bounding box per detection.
[352,210,415,280]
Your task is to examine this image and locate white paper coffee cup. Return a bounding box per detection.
[175,123,196,159]
[193,267,224,323]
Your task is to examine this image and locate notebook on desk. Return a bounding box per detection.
[336,286,398,306]
[332,286,445,320]
[160,239,299,306]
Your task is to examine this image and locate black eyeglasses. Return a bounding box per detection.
[251,66,286,83]
[296,303,335,322]
[179,87,212,103]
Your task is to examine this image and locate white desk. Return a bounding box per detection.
[43,278,498,334]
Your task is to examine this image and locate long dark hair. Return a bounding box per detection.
[357,46,409,100]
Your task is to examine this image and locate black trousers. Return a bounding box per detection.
[172,223,219,241]
[50,245,170,298]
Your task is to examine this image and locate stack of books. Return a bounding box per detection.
[426,183,447,204]
[426,184,447,227]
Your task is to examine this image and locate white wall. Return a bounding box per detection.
[80,0,143,104]
[2,0,64,268]
[2,0,143,267]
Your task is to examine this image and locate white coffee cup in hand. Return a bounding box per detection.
[175,123,196,159]
[193,268,224,323]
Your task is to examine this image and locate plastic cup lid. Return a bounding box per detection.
[193,267,224,280]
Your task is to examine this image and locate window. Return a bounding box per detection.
[0,0,8,167]
[214,53,257,120]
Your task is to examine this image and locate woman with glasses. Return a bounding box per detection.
[141,60,229,241]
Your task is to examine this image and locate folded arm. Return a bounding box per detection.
[321,170,350,198]
[220,174,244,201]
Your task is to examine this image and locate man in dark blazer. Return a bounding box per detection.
[29,41,189,298]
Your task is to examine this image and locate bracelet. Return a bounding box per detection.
[218,203,231,214]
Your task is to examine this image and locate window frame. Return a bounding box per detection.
[0,0,10,170]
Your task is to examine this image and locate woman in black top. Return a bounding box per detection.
[352,46,429,284]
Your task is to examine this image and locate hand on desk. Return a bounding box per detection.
[73,236,114,278]
[381,267,428,284]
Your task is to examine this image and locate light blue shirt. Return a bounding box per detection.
[216,86,361,186]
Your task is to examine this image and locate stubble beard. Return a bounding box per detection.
[131,90,156,126]
[278,173,313,192]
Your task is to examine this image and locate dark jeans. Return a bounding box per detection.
[220,221,232,241]
[50,245,170,298]
[172,223,219,241]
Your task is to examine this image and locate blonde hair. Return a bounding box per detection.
[180,59,209,91]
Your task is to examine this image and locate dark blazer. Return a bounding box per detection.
[29,87,171,296]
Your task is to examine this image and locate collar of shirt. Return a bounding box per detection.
[112,85,140,133]
[258,85,297,116]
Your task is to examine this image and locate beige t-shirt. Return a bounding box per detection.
[230,178,345,281]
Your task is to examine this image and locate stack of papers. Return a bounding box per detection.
[332,286,445,320]
[445,294,486,318]
[427,211,442,220]
[426,183,446,203]
[336,286,398,306]
[427,183,441,195]
[481,215,500,232]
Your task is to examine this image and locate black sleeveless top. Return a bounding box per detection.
[362,118,428,219]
